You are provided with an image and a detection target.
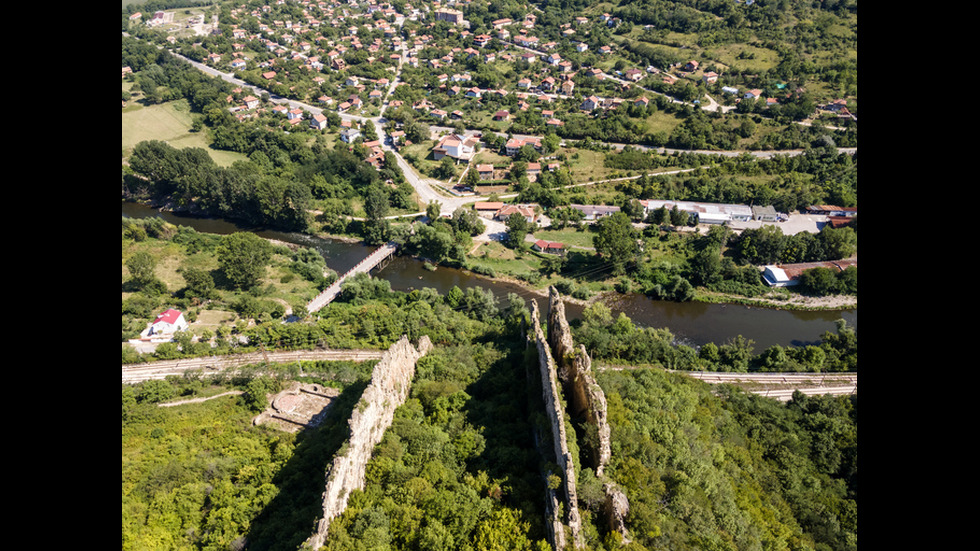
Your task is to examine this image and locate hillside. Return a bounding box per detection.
[122,282,856,551]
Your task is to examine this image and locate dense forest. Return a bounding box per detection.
[122,281,857,550]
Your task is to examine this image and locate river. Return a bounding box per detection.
[122,202,857,350]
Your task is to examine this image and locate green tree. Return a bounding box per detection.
[505,213,529,250]
[593,212,640,275]
[436,156,457,181]
[180,266,216,300]
[126,251,157,285]
[688,246,722,287]
[426,200,442,221]
[242,376,279,411]
[718,335,755,372]
[363,185,392,245]
[621,198,645,221]
[543,133,561,155]
[218,232,273,290]
[818,225,857,260]
[648,205,669,225]
[450,207,485,237]
[798,267,840,295]
[137,379,176,403]
[837,265,857,295]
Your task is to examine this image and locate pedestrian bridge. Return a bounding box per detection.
[306,242,398,313]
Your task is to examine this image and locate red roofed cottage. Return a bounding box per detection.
[148,309,188,336]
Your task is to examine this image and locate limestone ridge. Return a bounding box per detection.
[546,287,631,544]
[304,335,432,550]
[547,287,611,474]
[530,299,586,550]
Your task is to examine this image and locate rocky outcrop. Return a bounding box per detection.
[547,287,611,475]
[530,299,586,550]
[304,335,431,550]
[603,482,631,542]
[546,287,630,544]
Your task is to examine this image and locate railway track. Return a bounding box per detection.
[122,349,385,384]
[680,371,857,385]
[749,386,857,402]
[599,364,857,401]
[680,370,857,401]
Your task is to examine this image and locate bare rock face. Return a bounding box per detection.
[531,300,586,550]
[548,286,577,377]
[546,287,612,476]
[305,336,430,550]
[545,287,630,545]
[603,482,632,544]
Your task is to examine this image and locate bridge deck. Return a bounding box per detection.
[307,242,398,313]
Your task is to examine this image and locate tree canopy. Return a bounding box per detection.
[217,232,273,290]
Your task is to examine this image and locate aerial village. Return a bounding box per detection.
[126,0,857,291]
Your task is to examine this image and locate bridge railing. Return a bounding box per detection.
[306,242,398,312]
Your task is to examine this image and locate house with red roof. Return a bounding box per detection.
[532,240,565,255]
[310,113,328,130]
[147,309,188,337]
[495,204,538,223]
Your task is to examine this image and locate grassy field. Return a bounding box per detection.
[709,43,780,74]
[122,97,249,167]
[122,98,195,151]
[562,147,618,183]
[472,149,511,167]
[643,109,683,136]
[467,240,543,278]
[123,234,324,338]
[533,227,596,250]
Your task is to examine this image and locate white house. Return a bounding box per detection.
[309,113,328,130]
[640,199,753,224]
[570,204,620,221]
[148,309,189,336]
[761,266,795,287]
[340,127,361,143]
[432,133,477,161]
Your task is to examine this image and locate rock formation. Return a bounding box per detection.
[304,335,432,550]
[547,287,611,475]
[530,299,586,550]
[546,287,631,544]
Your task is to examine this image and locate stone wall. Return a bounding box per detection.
[304,335,432,550]
[530,299,586,550]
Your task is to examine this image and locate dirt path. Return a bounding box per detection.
[158,390,243,407]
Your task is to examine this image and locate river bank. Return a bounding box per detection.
[126,200,854,313]
[696,289,857,311]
